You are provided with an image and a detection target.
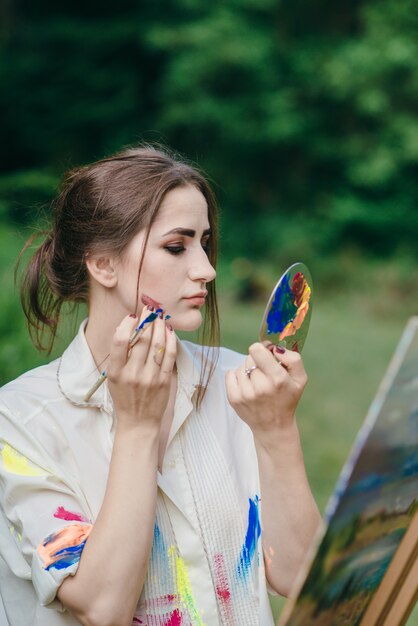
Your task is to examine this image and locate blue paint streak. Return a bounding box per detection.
[136,311,158,332]
[266,276,297,335]
[151,521,172,590]
[153,522,166,554]
[237,495,261,578]
[46,541,87,571]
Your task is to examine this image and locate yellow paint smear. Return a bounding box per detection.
[1,443,47,477]
[168,546,205,625]
[9,526,22,542]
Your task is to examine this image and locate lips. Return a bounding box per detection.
[184,291,208,299]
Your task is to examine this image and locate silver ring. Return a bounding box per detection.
[245,365,257,378]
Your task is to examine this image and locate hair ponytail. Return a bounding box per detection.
[17,231,63,353]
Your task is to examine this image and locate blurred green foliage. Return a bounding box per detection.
[1,0,418,261]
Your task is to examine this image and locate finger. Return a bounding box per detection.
[271,346,307,386]
[145,309,167,367]
[241,354,259,388]
[108,313,140,377]
[129,306,160,348]
[248,342,286,379]
[160,323,177,376]
[225,369,240,406]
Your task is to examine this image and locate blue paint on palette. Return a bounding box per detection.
[45,541,88,570]
[237,495,261,578]
[266,276,297,335]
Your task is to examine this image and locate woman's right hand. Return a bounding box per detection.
[106,307,177,432]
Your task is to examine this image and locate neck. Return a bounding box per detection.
[84,299,129,371]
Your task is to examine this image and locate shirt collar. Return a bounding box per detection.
[57,319,204,412]
[57,319,112,411]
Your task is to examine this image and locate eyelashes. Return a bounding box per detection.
[165,246,185,255]
[164,241,210,256]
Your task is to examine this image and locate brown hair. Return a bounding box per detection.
[18,144,220,407]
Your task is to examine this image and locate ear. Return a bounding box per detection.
[85,255,118,288]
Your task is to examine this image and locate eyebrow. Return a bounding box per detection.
[161,227,212,238]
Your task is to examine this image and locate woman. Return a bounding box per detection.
[0,146,320,626]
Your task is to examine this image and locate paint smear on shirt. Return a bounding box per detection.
[163,608,182,626]
[149,523,173,601]
[144,523,182,622]
[153,522,165,555]
[9,526,22,542]
[144,594,177,610]
[168,546,205,626]
[0,443,48,477]
[37,523,92,570]
[237,495,261,578]
[214,552,235,623]
[54,506,90,523]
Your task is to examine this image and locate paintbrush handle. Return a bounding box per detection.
[83,372,107,402]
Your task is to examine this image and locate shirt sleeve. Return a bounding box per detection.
[0,404,93,610]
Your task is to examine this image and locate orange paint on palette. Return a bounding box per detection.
[37,523,92,570]
[279,273,311,341]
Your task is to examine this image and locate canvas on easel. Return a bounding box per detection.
[278,317,418,626]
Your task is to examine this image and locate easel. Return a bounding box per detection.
[360,510,418,626]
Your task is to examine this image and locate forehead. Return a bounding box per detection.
[152,185,209,231]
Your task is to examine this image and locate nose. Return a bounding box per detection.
[188,247,217,284]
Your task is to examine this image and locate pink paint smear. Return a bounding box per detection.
[163,609,182,626]
[54,506,90,523]
[214,553,234,622]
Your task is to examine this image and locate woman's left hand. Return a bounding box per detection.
[225,343,308,437]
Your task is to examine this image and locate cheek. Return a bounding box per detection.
[139,257,179,299]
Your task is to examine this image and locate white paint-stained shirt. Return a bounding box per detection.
[0,320,275,626]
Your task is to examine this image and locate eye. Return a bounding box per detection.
[201,236,211,253]
[165,245,185,255]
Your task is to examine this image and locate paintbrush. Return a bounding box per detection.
[83,310,160,402]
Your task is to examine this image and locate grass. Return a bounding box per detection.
[1,223,417,623]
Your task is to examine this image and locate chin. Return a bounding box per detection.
[172,310,203,332]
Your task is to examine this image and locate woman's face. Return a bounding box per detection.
[116,184,216,331]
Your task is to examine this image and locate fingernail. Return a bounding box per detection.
[167,324,173,332]
[165,314,171,320]
[129,313,137,318]
[275,346,286,354]
[158,311,164,319]
[147,305,154,311]
[155,308,163,314]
